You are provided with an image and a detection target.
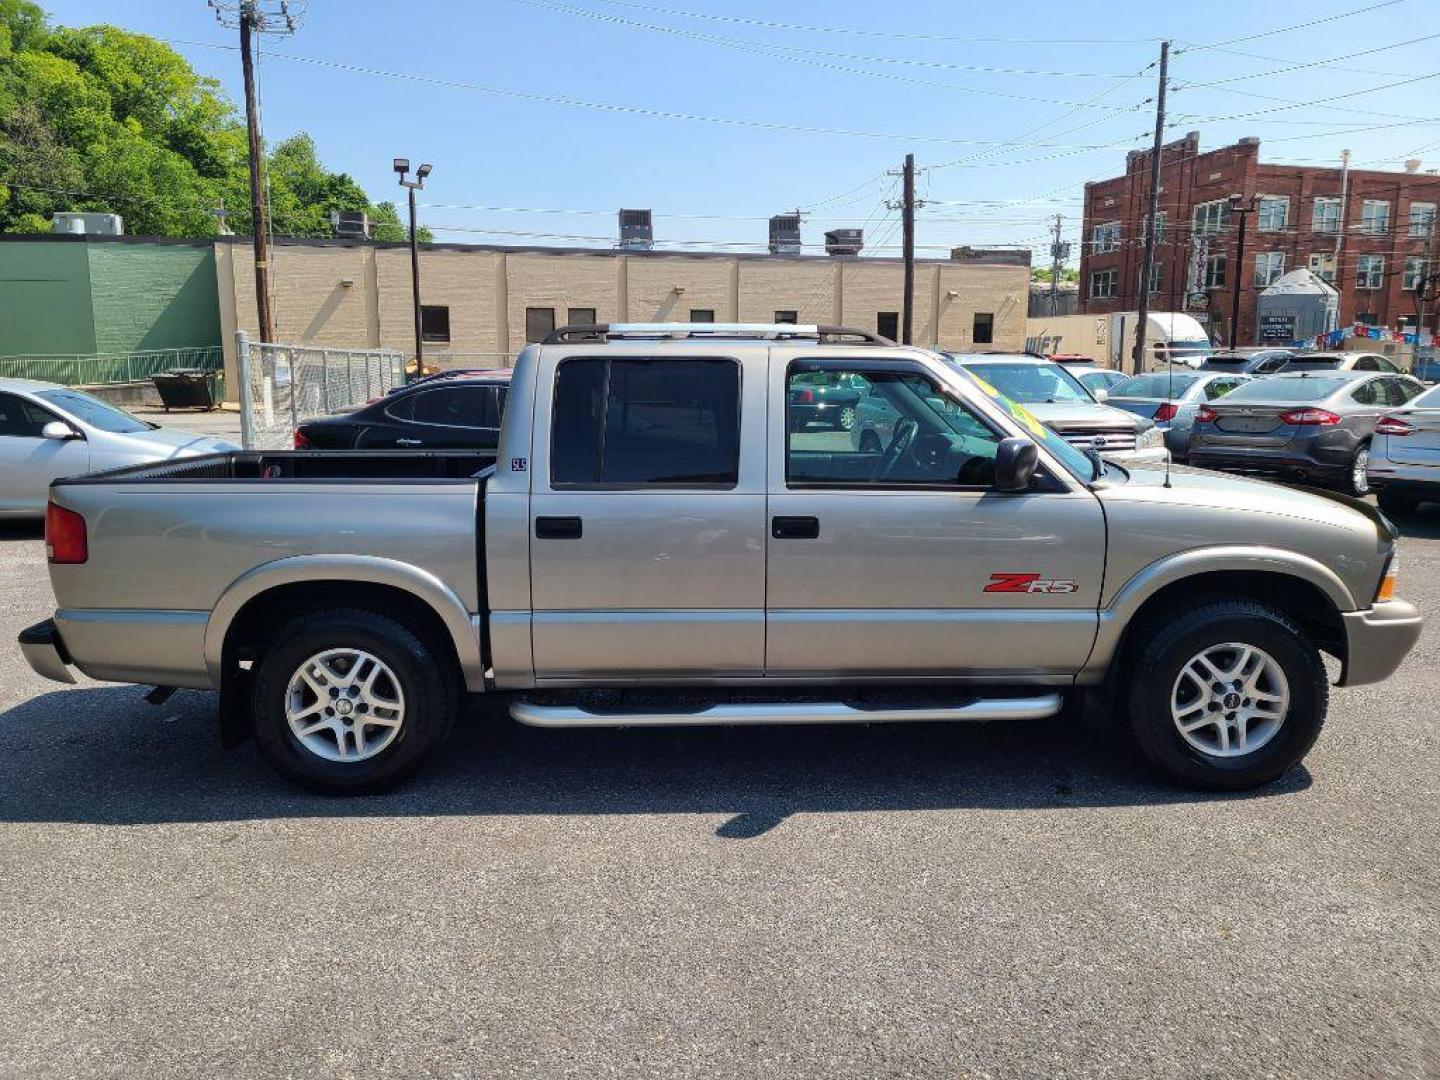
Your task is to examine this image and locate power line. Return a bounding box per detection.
[1180,0,1402,51]
[1182,32,1440,88]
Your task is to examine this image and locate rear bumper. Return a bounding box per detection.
[18,619,77,685]
[1339,599,1424,686]
[1189,446,1346,479]
[1366,459,1440,493]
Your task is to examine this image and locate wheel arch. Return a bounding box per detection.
[206,555,484,692]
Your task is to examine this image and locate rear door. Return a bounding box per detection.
[0,392,89,514]
[766,355,1105,680]
[527,348,767,680]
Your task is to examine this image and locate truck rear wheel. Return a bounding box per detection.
[1125,600,1327,790]
[250,608,457,794]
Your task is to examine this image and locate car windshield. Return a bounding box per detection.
[35,388,151,433]
[1283,358,1342,371]
[1110,373,1202,398]
[1202,355,1252,368]
[959,361,1092,404]
[1221,378,1349,403]
[945,366,1096,482]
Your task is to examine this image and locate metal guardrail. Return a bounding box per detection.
[236,331,405,450]
[0,346,224,386]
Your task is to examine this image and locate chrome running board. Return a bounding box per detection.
[509,694,1062,729]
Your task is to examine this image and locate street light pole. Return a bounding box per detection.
[1227,194,1256,350]
[394,158,432,382]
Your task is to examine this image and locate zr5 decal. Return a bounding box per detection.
[984,572,1080,595]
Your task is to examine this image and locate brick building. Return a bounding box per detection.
[1079,132,1440,345]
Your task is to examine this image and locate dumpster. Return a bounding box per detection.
[151,368,219,412]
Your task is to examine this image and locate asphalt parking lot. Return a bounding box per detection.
[1,510,1438,1078]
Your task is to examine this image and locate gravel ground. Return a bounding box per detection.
[0,511,1437,1078]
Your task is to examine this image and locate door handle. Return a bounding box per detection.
[535,515,583,540]
[772,515,819,540]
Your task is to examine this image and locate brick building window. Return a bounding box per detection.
[774,310,798,324]
[1308,253,1336,284]
[1356,255,1385,289]
[1204,254,1227,289]
[1092,221,1121,254]
[1193,200,1231,235]
[1360,200,1391,235]
[876,311,899,340]
[1403,257,1428,291]
[567,307,596,326]
[1312,197,1342,233]
[1253,252,1285,287]
[420,305,451,343]
[525,306,556,343]
[1143,213,1166,244]
[1090,269,1118,299]
[689,309,715,322]
[1257,196,1289,232]
[1409,202,1436,238]
[1140,262,1162,294]
[972,312,994,344]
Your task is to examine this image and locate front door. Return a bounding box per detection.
[766,357,1106,680]
[527,349,768,680]
[0,392,89,514]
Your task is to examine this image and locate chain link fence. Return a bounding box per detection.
[237,332,405,450]
[0,345,224,386]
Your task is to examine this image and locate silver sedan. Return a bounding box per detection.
[0,378,238,518]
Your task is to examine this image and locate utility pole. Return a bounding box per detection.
[1131,40,1169,375]
[1416,217,1435,363]
[901,153,916,344]
[1227,195,1257,349]
[394,159,433,380]
[1049,214,1066,314]
[210,2,299,344]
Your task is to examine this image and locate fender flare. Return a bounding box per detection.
[1083,545,1357,678]
[204,554,484,691]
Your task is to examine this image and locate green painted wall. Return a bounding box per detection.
[87,243,221,354]
[0,241,98,356]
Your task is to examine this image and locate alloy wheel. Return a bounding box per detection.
[285,648,406,762]
[1170,642,1290,758]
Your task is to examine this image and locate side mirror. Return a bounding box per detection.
[994,436,1039,492]
[41,421,79,441]
[1092,387,1109,401]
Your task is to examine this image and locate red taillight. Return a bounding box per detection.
[1375,415,1415,436]
[1279,408,1341,426]
[1195,405,1218,423]
[45,502,87,565]
[1153,401,1180,423]
[293,429,312,449]
[793,389,814,404]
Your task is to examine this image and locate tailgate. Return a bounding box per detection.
[1202,404,1295,446]
[1385,411,1440,466]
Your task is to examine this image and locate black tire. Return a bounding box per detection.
[1377,489,1420,515]
[1125,600,1327,791]
[1341,441,1372,497]
[250,608,457,795]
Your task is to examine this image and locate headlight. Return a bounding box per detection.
[1137,426,1165,450]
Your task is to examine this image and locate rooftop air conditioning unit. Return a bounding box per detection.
[51,212,123,236]
[769,214,802,255]
[330,210,373,239]
[618,209,654,251]
[825,228,863,256]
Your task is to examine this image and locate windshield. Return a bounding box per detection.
[1110,373,1202,399]
[958,361,1092,404]
[945,365,1095,482]
[35,389,151,433]
[1222,378,1349,403]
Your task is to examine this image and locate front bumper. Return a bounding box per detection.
[1107,446,1170,466]
[1338,599,1424,686]
[18,619,77,685]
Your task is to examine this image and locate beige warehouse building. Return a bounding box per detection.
[215,236,1031,391]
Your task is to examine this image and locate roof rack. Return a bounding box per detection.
[540,322,896,346]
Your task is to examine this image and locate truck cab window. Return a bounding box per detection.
[552,357,740,486]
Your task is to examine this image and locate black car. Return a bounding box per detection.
[295,372,511,450]
[787,370,868,432]
[1199,349,1294,375]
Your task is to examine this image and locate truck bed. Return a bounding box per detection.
[56,449,497,485]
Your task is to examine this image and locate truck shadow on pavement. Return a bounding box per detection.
[0,686,1310,835]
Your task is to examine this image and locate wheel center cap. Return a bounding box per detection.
[335,698,354,717]
[1223,692,1242,710]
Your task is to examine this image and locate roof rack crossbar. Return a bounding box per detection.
[540,323,896,345]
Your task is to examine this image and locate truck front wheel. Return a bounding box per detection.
[250,608,457,794]
[1125,600,1328,790]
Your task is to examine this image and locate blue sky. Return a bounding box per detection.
[40,0,1440,262]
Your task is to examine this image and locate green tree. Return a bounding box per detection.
[0,2,412,240]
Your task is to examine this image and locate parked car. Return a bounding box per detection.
[788,370,868,432]
[1188,370,1426,494]
[21,323,1421,797]
[945,353,1168,465]
[1366,382,1440,513]
[1412,355,1440,384]
[1105,370,1252,461]
[1281,351,1401,374]
[1200,349,1294,376]
[0,378,237,518]
[1069,366,1129,400]
[295,371,511,450]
